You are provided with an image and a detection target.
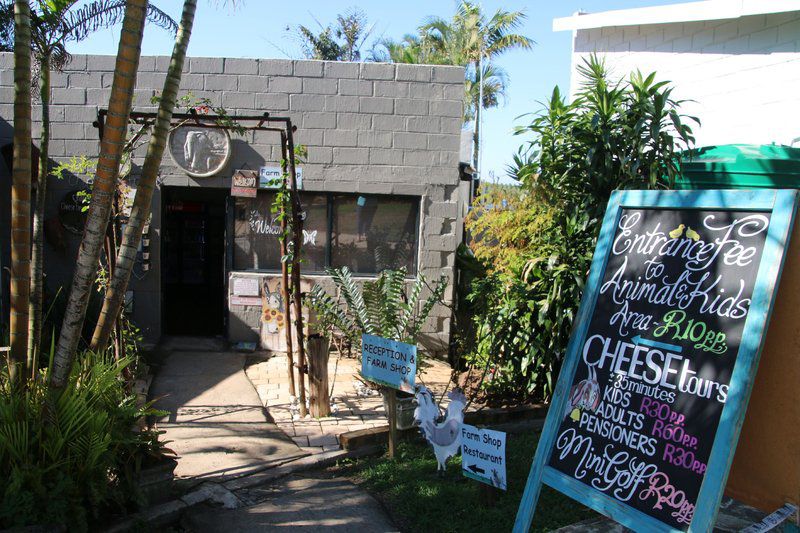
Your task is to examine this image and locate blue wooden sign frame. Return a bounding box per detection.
[514,189,799,533]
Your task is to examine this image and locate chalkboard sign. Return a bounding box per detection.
[515,190,798,533]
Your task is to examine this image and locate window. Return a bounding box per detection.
[233,193,328,272]
[233,192,419,275]
[331,195,418,274]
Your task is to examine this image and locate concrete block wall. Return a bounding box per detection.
[570,11,800,148]
[0,54,466,356]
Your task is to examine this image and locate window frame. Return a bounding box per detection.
[231,191,421,277]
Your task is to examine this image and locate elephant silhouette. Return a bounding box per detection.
[183,130,214,172]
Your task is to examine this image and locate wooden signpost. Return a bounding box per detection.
[361,334,417,458]
[515,190,798,532]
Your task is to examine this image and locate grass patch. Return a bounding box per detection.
[332,431,595,532]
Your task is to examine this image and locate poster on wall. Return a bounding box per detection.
[514,190,798,533]
[231,169,258,198]
[259,166,303,189]
[260,277,312,353]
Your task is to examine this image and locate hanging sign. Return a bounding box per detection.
[168,124,232,178]
[58,189,89,234]
[259,166,303,189]
[461,424,507,490]
[231,169,258,198]
[515,190,798,533]
[361,334,416,393]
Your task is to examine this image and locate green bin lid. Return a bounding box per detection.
[676,144,800,190]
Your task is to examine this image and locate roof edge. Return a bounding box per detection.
[553,0,800,32]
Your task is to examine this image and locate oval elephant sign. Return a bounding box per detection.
[168,124,232,178]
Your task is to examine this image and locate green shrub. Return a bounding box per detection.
[463,55,698,403]
[307,266,448,361]
[0,353,167,531]
[466,208,596,403]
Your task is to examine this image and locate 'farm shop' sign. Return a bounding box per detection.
[361,334,416,393]
[515,190,798,532]
[461,424,507,490]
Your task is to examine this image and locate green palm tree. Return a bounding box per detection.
[375,34,426,64]
[24,0,176,374]
[51,0,149,392]
[464,60,509,170]
[91,0,196,352]
[9,0,32,387]
[419,1,533,169]
[297,8,373,61]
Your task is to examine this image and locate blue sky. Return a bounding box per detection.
[71,0,685,184]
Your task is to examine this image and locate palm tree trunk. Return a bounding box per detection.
[472,91,480,172]
[28,52,50,376]
[91,0,197,352]
[9,0,32,386]
[51,0,148,391]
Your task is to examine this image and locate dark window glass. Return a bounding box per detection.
[233,192,328,272]
[331,195,418,274]
[298,194,328,271]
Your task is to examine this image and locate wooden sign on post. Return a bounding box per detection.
[515,190,798,532]
[361,334,417,458]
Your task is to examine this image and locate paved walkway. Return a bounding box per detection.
[245,352,460,454]
[151,350,307,482]
[183,474,397,532]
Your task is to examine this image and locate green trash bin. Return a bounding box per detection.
[676,144,800,512]
[676,144,800,190]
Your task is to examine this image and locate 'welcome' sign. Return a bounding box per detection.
[515,190,798,532]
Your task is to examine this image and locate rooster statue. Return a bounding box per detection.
[413,386,467,472]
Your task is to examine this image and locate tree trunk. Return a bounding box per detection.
[288,134,307,417]
[28,52,50,375]
[472,75,480,173]
[279,133,296,398]
[51,0,148,391]
[307,335,330,418]
[9,0,32,386]
[90,0,197,352]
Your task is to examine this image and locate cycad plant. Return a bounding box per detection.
[0,352,169,530]
[307,267,448,358]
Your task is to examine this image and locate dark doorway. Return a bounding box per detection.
[162,187,228,336]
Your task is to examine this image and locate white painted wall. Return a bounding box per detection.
[568,11,800,148]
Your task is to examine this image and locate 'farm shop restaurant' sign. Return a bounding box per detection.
[515,190,798,532]
[361,334,416,393]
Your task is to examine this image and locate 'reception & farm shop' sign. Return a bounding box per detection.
[515,190,798,533]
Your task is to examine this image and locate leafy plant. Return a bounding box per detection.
[307,267,448,365]
[295,8,375,61]
[0,352,169,530]
[462,55,698,403]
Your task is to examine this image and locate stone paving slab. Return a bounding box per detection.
[553,498,795,532]
[245,352,462,454]
[183,474,398,532]
[151,351,307,482]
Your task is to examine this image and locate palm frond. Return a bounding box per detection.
[58,0,176,44]
[327,266,372,334]
[380,268,406,338]
[408,275,448,339]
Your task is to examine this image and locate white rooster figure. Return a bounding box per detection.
[414,386,467,472]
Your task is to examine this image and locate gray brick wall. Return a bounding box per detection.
[570,11,800,148]
[0,54,466,356]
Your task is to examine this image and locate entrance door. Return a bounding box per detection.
[162,187,228,336]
